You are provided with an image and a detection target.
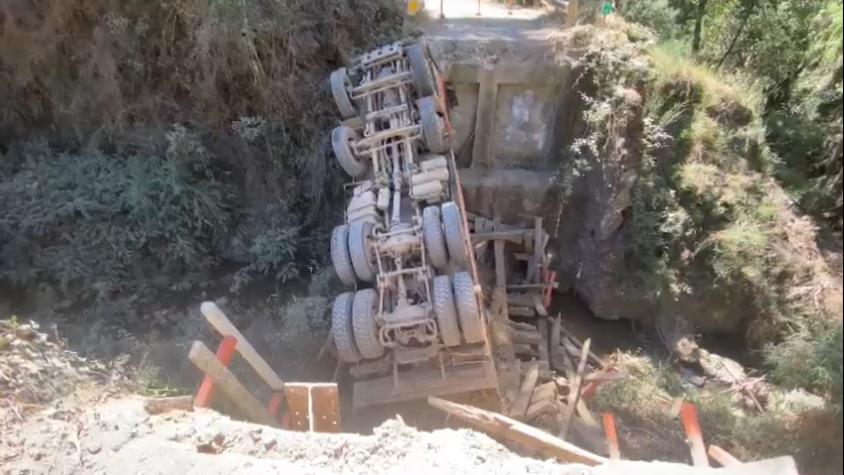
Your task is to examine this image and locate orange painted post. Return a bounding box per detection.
[680,402,709,467]
[543,271,557,307]
[602,413,621,460]
[194,335,238,408]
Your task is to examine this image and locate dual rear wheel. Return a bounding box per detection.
[332,288,385,363]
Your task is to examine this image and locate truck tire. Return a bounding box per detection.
[331,126,367,178]
[441,201,468,265]
[419,96,448,154]
[330,67,357,119]
[331,224,356,285]
[422,206,449,270]
[433,275,461,347]
[349,221,376,282]
[352,288,385,360]
[406,42,436,97]
[453,271,484,344]
[332,292,361,363]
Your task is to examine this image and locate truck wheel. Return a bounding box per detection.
[433,275,461,347]
[419,96,448,154]
[331,126,367,178]
[330,67,357,119]
[422,206,449,270]
[332,292,361,363]
[406,42,436,97]
[453,271,484,344]
[441,201,468,265]
[352,288,385,360]
[331,224,356,285]
[348,221,376,281]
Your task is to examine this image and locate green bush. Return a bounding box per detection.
[0,127,232,296]
[765,320,844,404]
[620,0,680,41]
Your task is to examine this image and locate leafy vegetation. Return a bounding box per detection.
[0,0,404,303]
[619,0,843,229]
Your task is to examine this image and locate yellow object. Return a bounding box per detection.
[407,0,422,16]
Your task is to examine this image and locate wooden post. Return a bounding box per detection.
[567,0,579,27]
[200,302,285,391]
[708,444,741,466]
[428,396,607,466]
[188,341,278,426]
[560,338,591,439]
[512,361,539,418]
[681,402,709,467]
[602,413,621,460]
[194,335,238,408]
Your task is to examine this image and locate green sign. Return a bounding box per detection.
[601,2,615,16]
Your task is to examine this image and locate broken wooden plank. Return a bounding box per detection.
[428,396,607,466]
[550,315,564,373]
[494,238,507,289]
[507,293,539,306]
[527,217,543,283]
[513,344,535,356]
[512,361,539,418]
[508,306,537,318]
[525,397,556,420]
[533,295,549,317]
[537,318,550,363]
[508,320,539,332]
[472,229,534,244]
[576,398,598,427]
[200,302,285,391]
[708,444,741,467]
[188,341,277,426]
[560,326,606,369]
[512,329,543,345]
[560,338,591,439]
[531,381,558,405]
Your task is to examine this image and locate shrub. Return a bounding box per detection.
[0,128,232,297]
[765,320,844,404]
[620,0,680,41]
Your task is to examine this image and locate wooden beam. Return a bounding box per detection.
[508,306,536,318]
[511,329,543,345]
[550,315,563,373]
[530,381,558,405]
[511,362,540,418]
[428,396,607,466]
[537,318,550,363]
[200,302,285,391]
[560,338,591,439]
[525,397,556,420]
[188,341,277,426]
[472,229,533,244]
[494,238,507,288]
[708,444,741,467]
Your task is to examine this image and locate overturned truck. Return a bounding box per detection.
[326,41,499,408]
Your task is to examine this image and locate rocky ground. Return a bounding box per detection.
[1,319,798,475]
